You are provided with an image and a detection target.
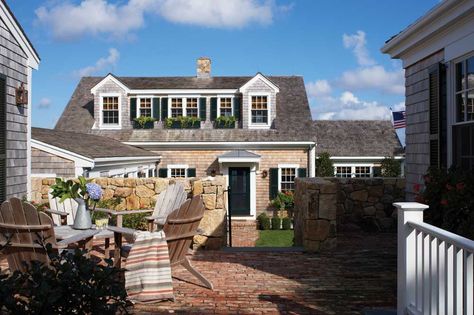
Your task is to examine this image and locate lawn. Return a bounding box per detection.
[255,230,294,247]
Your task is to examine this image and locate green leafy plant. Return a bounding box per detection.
[380,156,402,177]
[282,217,292,230]
[417,167,474,239]
[215,115,236,128]
[316,152,334,177]
[0,244,127,314]
[271,191,294,211]
[165,116,201,128]
[271,216,282,230]
[50,176,102,209]
[257,213,270,230]
[133,116,155,128]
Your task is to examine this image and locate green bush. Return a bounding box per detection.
[257,213,271,230]
[271,217,282,230]
[0,245,127,314]
[381,156,402,177]
[271,191,294,211]
[282,217,292,230]
[316,152,334,177]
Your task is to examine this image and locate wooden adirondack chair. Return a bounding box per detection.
[0,198,98,273]
[108,195,213,290]
[47,190,78,226]
[94,183,187,230]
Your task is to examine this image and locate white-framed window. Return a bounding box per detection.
[278,164,298,193]
[248,92,271,129]
[354,166,371,178]
[100,93,121,128]
[168,164,188,178]
[454,55,474,122]
[138,97,152,117]
[168,97,200,118]
[334,165,373,178]
[335,166,352,178]
[218,97,233,117]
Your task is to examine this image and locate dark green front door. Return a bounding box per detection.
[229,167,250,216]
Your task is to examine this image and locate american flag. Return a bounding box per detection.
[392,111,406,129]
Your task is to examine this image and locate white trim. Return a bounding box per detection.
[217,95,234,117]
[32,139,94,166]
[239,73,280,93]
[123,141,315,149]
[94,156,160,163]
[277,164,299,192]
[222,163,257,219]
[31,173,56,178]
[309,145,316,177]
[91,74,129,94]
[26,67,32,199]
[0,2,39,69]
[99,93,122,129]
[329,156,404,160]
[277,163,299,169]
[168,96,200,118]
[248,92,271,129]
[218,157,260,163]
[333,163,375,178]
[137,96,153,119]
[130,89,238,94]
[167,164,189,178]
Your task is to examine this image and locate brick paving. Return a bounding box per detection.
[0,232,397,314]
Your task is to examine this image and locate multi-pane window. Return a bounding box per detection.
[102,96,119,124]
[186,98,198,117]
[251,96,268,124]
[220,98,232,117]
[139,98,152,117]
[335,166,352,178]
[171,98,183,117]
[170,168,186,178]
[280,168,296,193]
[355,166,371,178]
[455,56,474,122]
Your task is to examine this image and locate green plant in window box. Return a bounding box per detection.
[215,115,236,128]
[165,116,201,129]
[133,116,155,129]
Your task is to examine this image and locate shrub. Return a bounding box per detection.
[381,156,402,177]
[316,152,334,177]
[0,245,127,314]
[282,217,292,230]
[215,115,236,127]
[271,191,294,211]
[123,213,148,230]
[418,167,474,239]
[257,213,271,230]
[271,217,282,230]
[134,116,155,128]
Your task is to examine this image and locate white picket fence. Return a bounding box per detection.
[395,202,474,315]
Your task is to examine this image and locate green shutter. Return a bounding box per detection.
[152,98,160,120]
[158,168,168,178]
[233,97,241,121]
[199,98,206,120]
[210,97,217,121]
[187,168,196,178]
[129,98,137,121]
[269,168,279,200]
[297,168,307,178]
[161,98,168,121]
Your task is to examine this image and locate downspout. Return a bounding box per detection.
[308,143,316,177]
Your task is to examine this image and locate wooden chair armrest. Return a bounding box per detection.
[107,226,137,236]
[145,215,167,221]
[43,208,69,217]
[56,230,99,247]
[95,208,154,216]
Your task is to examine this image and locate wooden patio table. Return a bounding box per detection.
[54,225,114,259]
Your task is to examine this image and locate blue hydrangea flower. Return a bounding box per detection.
[86,183,102,201]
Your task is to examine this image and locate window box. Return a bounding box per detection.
[215,116,236,129]
[165,117,201,129]
[133,117,155,129]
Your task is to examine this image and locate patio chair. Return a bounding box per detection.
[108,195,213,290]
[46,190,78,226]
[94,183,187,230]
[0,197,98,273]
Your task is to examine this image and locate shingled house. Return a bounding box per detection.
[55,58,316,217]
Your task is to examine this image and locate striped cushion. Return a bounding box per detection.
[125,231,174,303]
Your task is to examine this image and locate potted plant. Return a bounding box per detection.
[165,116,201,129]
[133,116,155,129]
[215,115,236,128]
[50,176,102,230]
[271,191,294,218]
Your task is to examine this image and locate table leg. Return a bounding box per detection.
[85,237,93,258]
[105,237,110,259]
[113,232,122,268]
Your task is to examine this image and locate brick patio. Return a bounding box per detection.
[0,232,397,314]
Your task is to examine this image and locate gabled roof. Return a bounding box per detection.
[55,75,314,143]
[239,73,279,92]
[32,127,159,159]
[218,150,261,159]
[313,120,403,157]
[0,0,40,68]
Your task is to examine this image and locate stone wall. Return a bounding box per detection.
[294,177,405,252]
[31,176,227,249]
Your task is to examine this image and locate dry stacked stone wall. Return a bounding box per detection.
[31,176,227,249]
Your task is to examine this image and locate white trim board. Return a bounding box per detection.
[239,73,280,93]
[91,74,129,94]
[222,163,257,220]
[247,91,272,130]
[99,92,122,129]
[124,141,315,149]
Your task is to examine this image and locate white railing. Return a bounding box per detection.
[395,202,474,315]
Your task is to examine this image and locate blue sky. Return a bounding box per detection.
[9,0,439,144]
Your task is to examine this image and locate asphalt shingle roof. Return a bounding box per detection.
[32,127,159,159]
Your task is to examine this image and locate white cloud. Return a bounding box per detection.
[306,80,331,98]
[339,65,404,94]
[35,0,284,40]
[37,98,52,109]
[74,48,120,77]
[343,31,375,67]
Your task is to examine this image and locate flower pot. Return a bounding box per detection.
[73,198,92,230]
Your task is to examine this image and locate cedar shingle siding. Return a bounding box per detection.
[31,148,75,178]
[0,16,29,200]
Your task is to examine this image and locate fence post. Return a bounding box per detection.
[393,202,429,314]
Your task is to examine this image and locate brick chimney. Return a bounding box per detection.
[197,57,211,78]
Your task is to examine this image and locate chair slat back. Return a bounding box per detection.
[152,184,187,220]
[0,197,57,272]
[48,190,77,225]
[163,195,205,265]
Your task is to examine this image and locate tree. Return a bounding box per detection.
[316,152,334,177]
[380,156,401,177]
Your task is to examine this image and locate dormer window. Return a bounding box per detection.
[139,98,152,117]
[101,94,120,127]
[186,98,198,117]
[171,98,183,117]
[251,95,268,124]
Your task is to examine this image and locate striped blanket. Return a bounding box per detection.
[125,230,174,303]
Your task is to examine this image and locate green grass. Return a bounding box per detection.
[255,230,294,247]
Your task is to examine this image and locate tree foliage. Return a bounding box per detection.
[380,157,402,177]
[316,152,334,177]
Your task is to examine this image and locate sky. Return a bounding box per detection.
[9,0,440,144]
